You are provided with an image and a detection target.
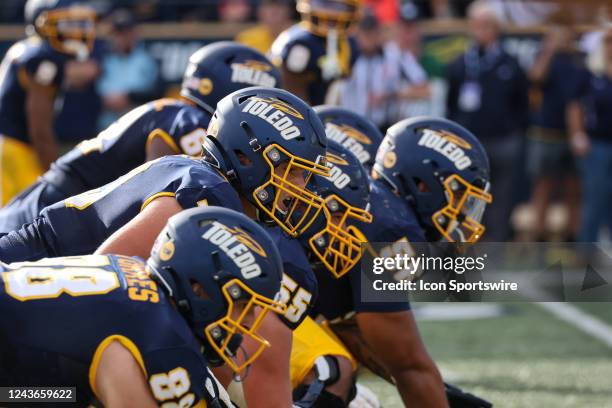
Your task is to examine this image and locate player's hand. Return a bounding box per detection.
[349,383,381,408]
[570,131,591,157]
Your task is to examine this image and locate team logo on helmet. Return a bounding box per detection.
[325,123,372,164]
[230,60,277,87]
[337,125,372,145]
[242,97,305,140]
[198,78,213,95]
[325,152,349,166]
[224,225,267,258]
[323,153,352,189]
[202,221,266,279]
[417,129,473,170]
[383,151,397,168]
[159,240,175,261]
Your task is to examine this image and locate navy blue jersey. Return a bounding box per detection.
[0,254,234,407]
[267,226,318,329]
[270,24,358,105]
[309,179,421,321]
[0,98,212,233]
[0,37,68,143]
[0,155,241,262]
[53,98,212,191]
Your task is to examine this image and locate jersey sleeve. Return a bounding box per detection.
[271,29,318,75]
[22,52,65,88]
[174,167,243,211]
[143,347,235,408]
[171,107,212,156]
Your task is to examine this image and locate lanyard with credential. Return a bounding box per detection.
[464,44,502,81]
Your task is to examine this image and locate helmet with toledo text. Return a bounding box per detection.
[25,0,96,59]
[300,140,372,278]
[372,117,492,243]
[203,86,330,237]
[297,0,363,36]
[180,41,282,116]
[315,105,384,169]
[148,206,286,374]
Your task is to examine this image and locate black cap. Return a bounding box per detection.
[358,11,379,31]
[399,2,422,23]
[110,9,136,30]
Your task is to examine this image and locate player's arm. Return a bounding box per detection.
[241,312,293,408]
[95,196,183,257]
[145,132,180,161]
[281,67,310,103]
[26,79,58,170]
[95,340,158,408]
[279,42,312,103]
[356,311,448,408]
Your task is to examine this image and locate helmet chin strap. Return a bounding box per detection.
[231,344,252,382]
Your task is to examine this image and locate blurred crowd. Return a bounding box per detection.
[3,0,612,243]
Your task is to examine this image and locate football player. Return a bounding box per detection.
[270,0,361,105]
[0,86,329,408]
[0,41,281,233]
[0,206,286,407]
[314,105,384,169]
[291,117,494,407]
[0,0,96,205]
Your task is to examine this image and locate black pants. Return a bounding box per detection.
[481,134,522,242]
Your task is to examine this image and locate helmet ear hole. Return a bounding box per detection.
[235,150,252,166]
[190,279,211,301]
[199,219,214,228]
[413,178,430,193]
[237,95,251,104]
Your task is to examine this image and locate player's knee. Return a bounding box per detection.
[326,355,354,399]
[294,355,356,408]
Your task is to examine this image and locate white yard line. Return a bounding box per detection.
[536,302,612,348]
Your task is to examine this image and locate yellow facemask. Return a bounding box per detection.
[297,0,362,36]
[36,7,96,58]
[253,144,330,237]
[205,279,286,374]
[432,174,492,243]
[309,194,372,278]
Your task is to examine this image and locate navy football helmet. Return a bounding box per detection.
[315,105,384,169]
[302,140,372,278]
[203,87,330,237]
[297,0,362,36]
[148,207,285,373]
[25,0,96,59]
[181,41,281,116]
[372,117,492,243]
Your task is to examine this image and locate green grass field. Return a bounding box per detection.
[359,303,612,408]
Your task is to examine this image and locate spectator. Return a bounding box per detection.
[386,5,431,121]
[236,0,293,53]
[567,27,612,242]
[97,9,159,129]
[526,22,583,241]
[445,0,529,241]
[55,39,104,146]
[339,12,397,129]
[219,0,252,23]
